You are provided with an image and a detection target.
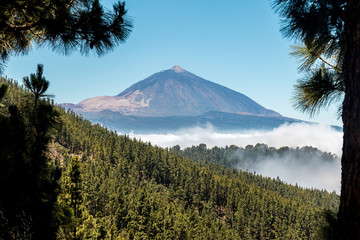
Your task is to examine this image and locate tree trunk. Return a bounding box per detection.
[339,1,360,239]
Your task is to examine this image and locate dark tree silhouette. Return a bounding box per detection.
[23,64,50,107]
[0,85,7,100]
[272,0,360,238]
[0,65,60,239]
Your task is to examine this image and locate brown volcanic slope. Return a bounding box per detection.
[72,66,281,117]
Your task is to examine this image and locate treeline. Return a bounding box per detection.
[0,77,339,239]
[170,143,340,182]
[171,143,338,170]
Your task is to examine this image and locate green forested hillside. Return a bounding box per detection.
[0,77,339,239]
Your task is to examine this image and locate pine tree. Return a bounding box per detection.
[0,0,133,73]
[272,0,360,238]
[0,65,60,239]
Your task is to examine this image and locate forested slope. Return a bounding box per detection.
[0,77,339,239]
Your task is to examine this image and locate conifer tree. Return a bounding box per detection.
[272,0,360,238]
[57,157,85,240]
[0,65,60,239]
[0,0,133,73]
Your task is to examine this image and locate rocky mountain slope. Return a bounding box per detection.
[62,66,309,133]
[68,66,280,117]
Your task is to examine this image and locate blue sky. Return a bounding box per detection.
[3,0,341,126]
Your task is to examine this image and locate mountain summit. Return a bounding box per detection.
[74,66,281,117]
[170,65,186,73]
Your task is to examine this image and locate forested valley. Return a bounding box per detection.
[0,76,339,239]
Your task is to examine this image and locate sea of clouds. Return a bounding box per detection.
[128,122,343,193]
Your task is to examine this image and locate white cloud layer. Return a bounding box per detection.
[129,122,343,192]
[238,152,341,193]
[130,123,342,155]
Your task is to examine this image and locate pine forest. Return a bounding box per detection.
[0,77,339,239]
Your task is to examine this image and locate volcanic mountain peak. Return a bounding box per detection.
[71,66,281,118]
[170,65,186,73]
